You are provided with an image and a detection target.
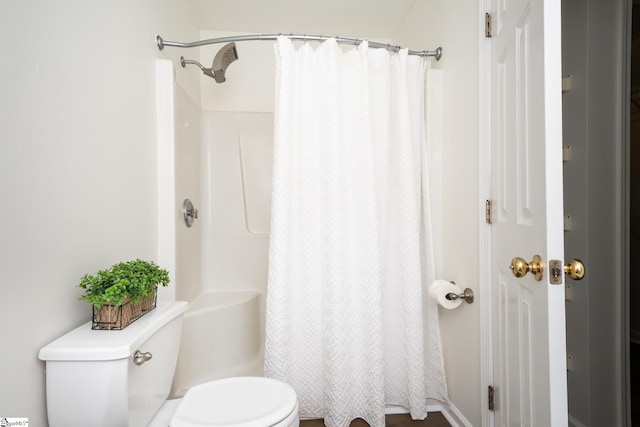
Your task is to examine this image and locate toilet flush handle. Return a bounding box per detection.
[133,350,153,366]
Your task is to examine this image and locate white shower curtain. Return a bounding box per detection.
[265,36,448,427]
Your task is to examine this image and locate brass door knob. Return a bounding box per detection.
[510,255,544,281]
[564,259,585,280]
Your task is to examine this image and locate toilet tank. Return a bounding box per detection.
[39,301,188,427]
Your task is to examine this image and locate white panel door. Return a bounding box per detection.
[490,0,567,424]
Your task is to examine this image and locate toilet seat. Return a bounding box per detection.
[171,377,298,427]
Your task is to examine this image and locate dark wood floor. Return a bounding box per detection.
[300,412,451,427]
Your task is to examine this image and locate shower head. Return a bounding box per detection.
[180,42,239,84]
[211,42,238,83]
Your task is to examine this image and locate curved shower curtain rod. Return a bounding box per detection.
[156,34,443,60]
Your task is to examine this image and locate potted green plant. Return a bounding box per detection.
[78,259,170,330]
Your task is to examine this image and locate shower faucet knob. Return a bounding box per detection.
[182,199,198,227]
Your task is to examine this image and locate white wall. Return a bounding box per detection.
[0,1,199,424]
[395,2,481,425]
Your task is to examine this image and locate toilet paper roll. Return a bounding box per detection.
[428,279,463,310]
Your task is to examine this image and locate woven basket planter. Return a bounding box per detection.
[140,286,158,312]
[91,288,157,330]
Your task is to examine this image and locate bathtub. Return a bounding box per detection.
[171,290,265,397]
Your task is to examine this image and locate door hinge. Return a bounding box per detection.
[485,13,493,37]
[488,385,496,411]
[485,199,493,224]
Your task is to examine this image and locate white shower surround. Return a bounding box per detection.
[157,56,465,424]
[171,290,265,397]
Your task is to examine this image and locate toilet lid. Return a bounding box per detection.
[171,377,298,427]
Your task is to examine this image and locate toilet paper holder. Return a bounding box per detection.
[445,284,474,304]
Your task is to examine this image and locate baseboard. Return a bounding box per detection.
[384,400,471,427]
[631,328,640,345]
[427,400,473,427]
[384,405,410,415]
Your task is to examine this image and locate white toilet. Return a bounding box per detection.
[38,301,299,427]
